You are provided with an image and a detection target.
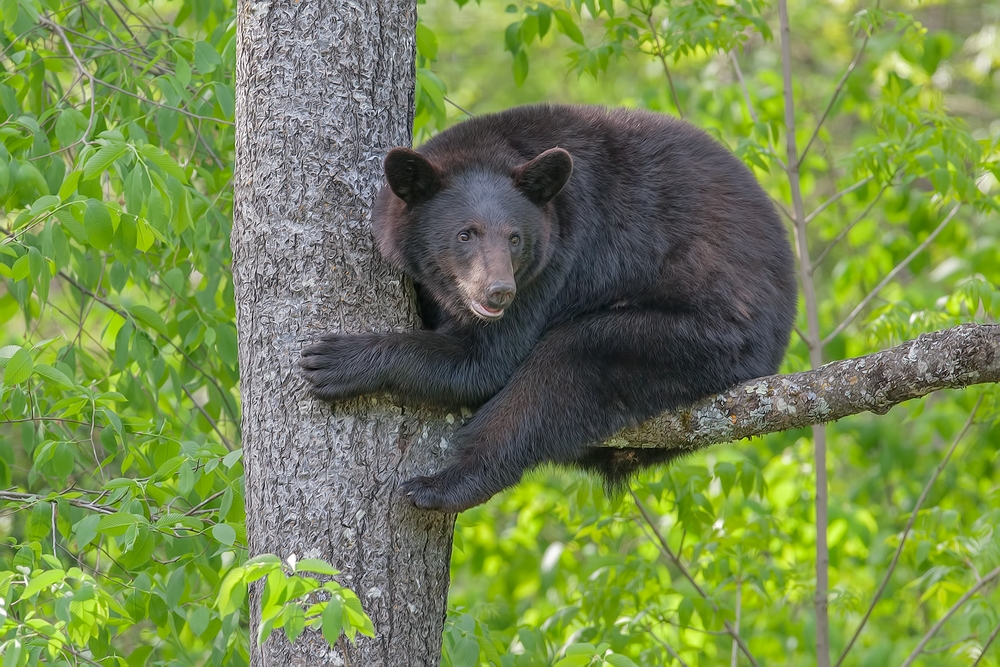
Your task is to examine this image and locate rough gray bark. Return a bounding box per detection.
[232,1,454,665]
[607,323,1000,451]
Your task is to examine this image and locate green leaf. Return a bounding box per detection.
[84,198,115,250]
[1,639,21,667]
[0,158,9,198]
[321,596,344,647]
[513,50,529,86]
[4,348,33,385]
[451,635,480,667]
[84,143,129,180]
[125,592,147,623]
[138,144,187,182]
[217,569,243,617]
[283,604,306,644]
[295,558,339,576]
[2,0,18,32]
[51,442,75,478]
[19,569,65,601]
[115,213,138,260]
[223,448,243,469]
[175,57,192,87]
[96,512,144,536]
[55,108,87,148]
[604,654,639,667]
[130,305,169,337]
[30,194,60,213]
[212,523,236,546]
[715,461,737,497]
[678,597,694,627]
[416,23,439,60]
[416,69,446,114]
[163,567,187,609]
[14,160,49,198]
[194,41,221,73]
[216,324,238,368]
[74,514,100,548]
[554,9,585,45]
[34,363,73,388]
[215,83,235,120]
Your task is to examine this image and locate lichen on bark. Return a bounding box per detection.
[610,323,1000,451]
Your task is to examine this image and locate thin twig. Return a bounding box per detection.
[900,565,1000,667]
[180,383,235,451]
[444,96,473,117]
[798,11,875,165]
[729,52,788,172]
[0,490,116,514]
[729,52,758,124]
[37,17,97,151]
[645,12,683,118]
[777,1,829,664]
[57,271,239,422]
[731,579,742,667]
[835,396,983,666]
[792,324,811,348]
[643,624,691,667]
[804,176,873,224]
[971,618,1000,667]
[822,203,960,346]
[810,182,889,271]
[631,491,761,667]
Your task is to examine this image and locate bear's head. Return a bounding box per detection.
[372,147,573,322]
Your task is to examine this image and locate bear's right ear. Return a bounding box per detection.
[384,148,442,206]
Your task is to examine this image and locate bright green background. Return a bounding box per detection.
[1,0,999,665]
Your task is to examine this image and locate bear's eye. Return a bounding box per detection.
[458,231,471,242]
[510,234,520,246]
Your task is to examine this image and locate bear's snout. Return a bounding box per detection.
[485,280,516,310]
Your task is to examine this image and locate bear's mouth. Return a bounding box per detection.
[470,301,505,320]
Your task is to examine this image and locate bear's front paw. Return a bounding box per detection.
[300,334,382,402]
[399,467,500,513]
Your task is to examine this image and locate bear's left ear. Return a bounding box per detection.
[513,147,573,205]
[384,148,442,206]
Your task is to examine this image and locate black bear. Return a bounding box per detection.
[301,104,797,512]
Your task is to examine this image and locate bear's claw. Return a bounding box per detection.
[400,471,492,513]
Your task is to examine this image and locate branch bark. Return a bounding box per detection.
[604,323,1000,451]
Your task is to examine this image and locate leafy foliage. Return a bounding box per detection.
[0,0,368,664]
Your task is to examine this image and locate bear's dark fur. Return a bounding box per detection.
[301,104,797,512]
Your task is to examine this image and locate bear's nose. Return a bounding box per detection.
[486,281,516,309]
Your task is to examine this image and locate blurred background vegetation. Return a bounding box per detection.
[1,0,999,664]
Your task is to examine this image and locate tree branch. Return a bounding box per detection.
[603,323,1000,451]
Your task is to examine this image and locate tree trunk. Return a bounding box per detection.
[232,1,455,665]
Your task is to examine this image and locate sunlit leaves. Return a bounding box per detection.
[0,0,269,663]
[216,555,374,649]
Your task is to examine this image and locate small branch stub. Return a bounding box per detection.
[607,323,1000,451]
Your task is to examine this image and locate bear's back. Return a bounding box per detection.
[420,107,791,310]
